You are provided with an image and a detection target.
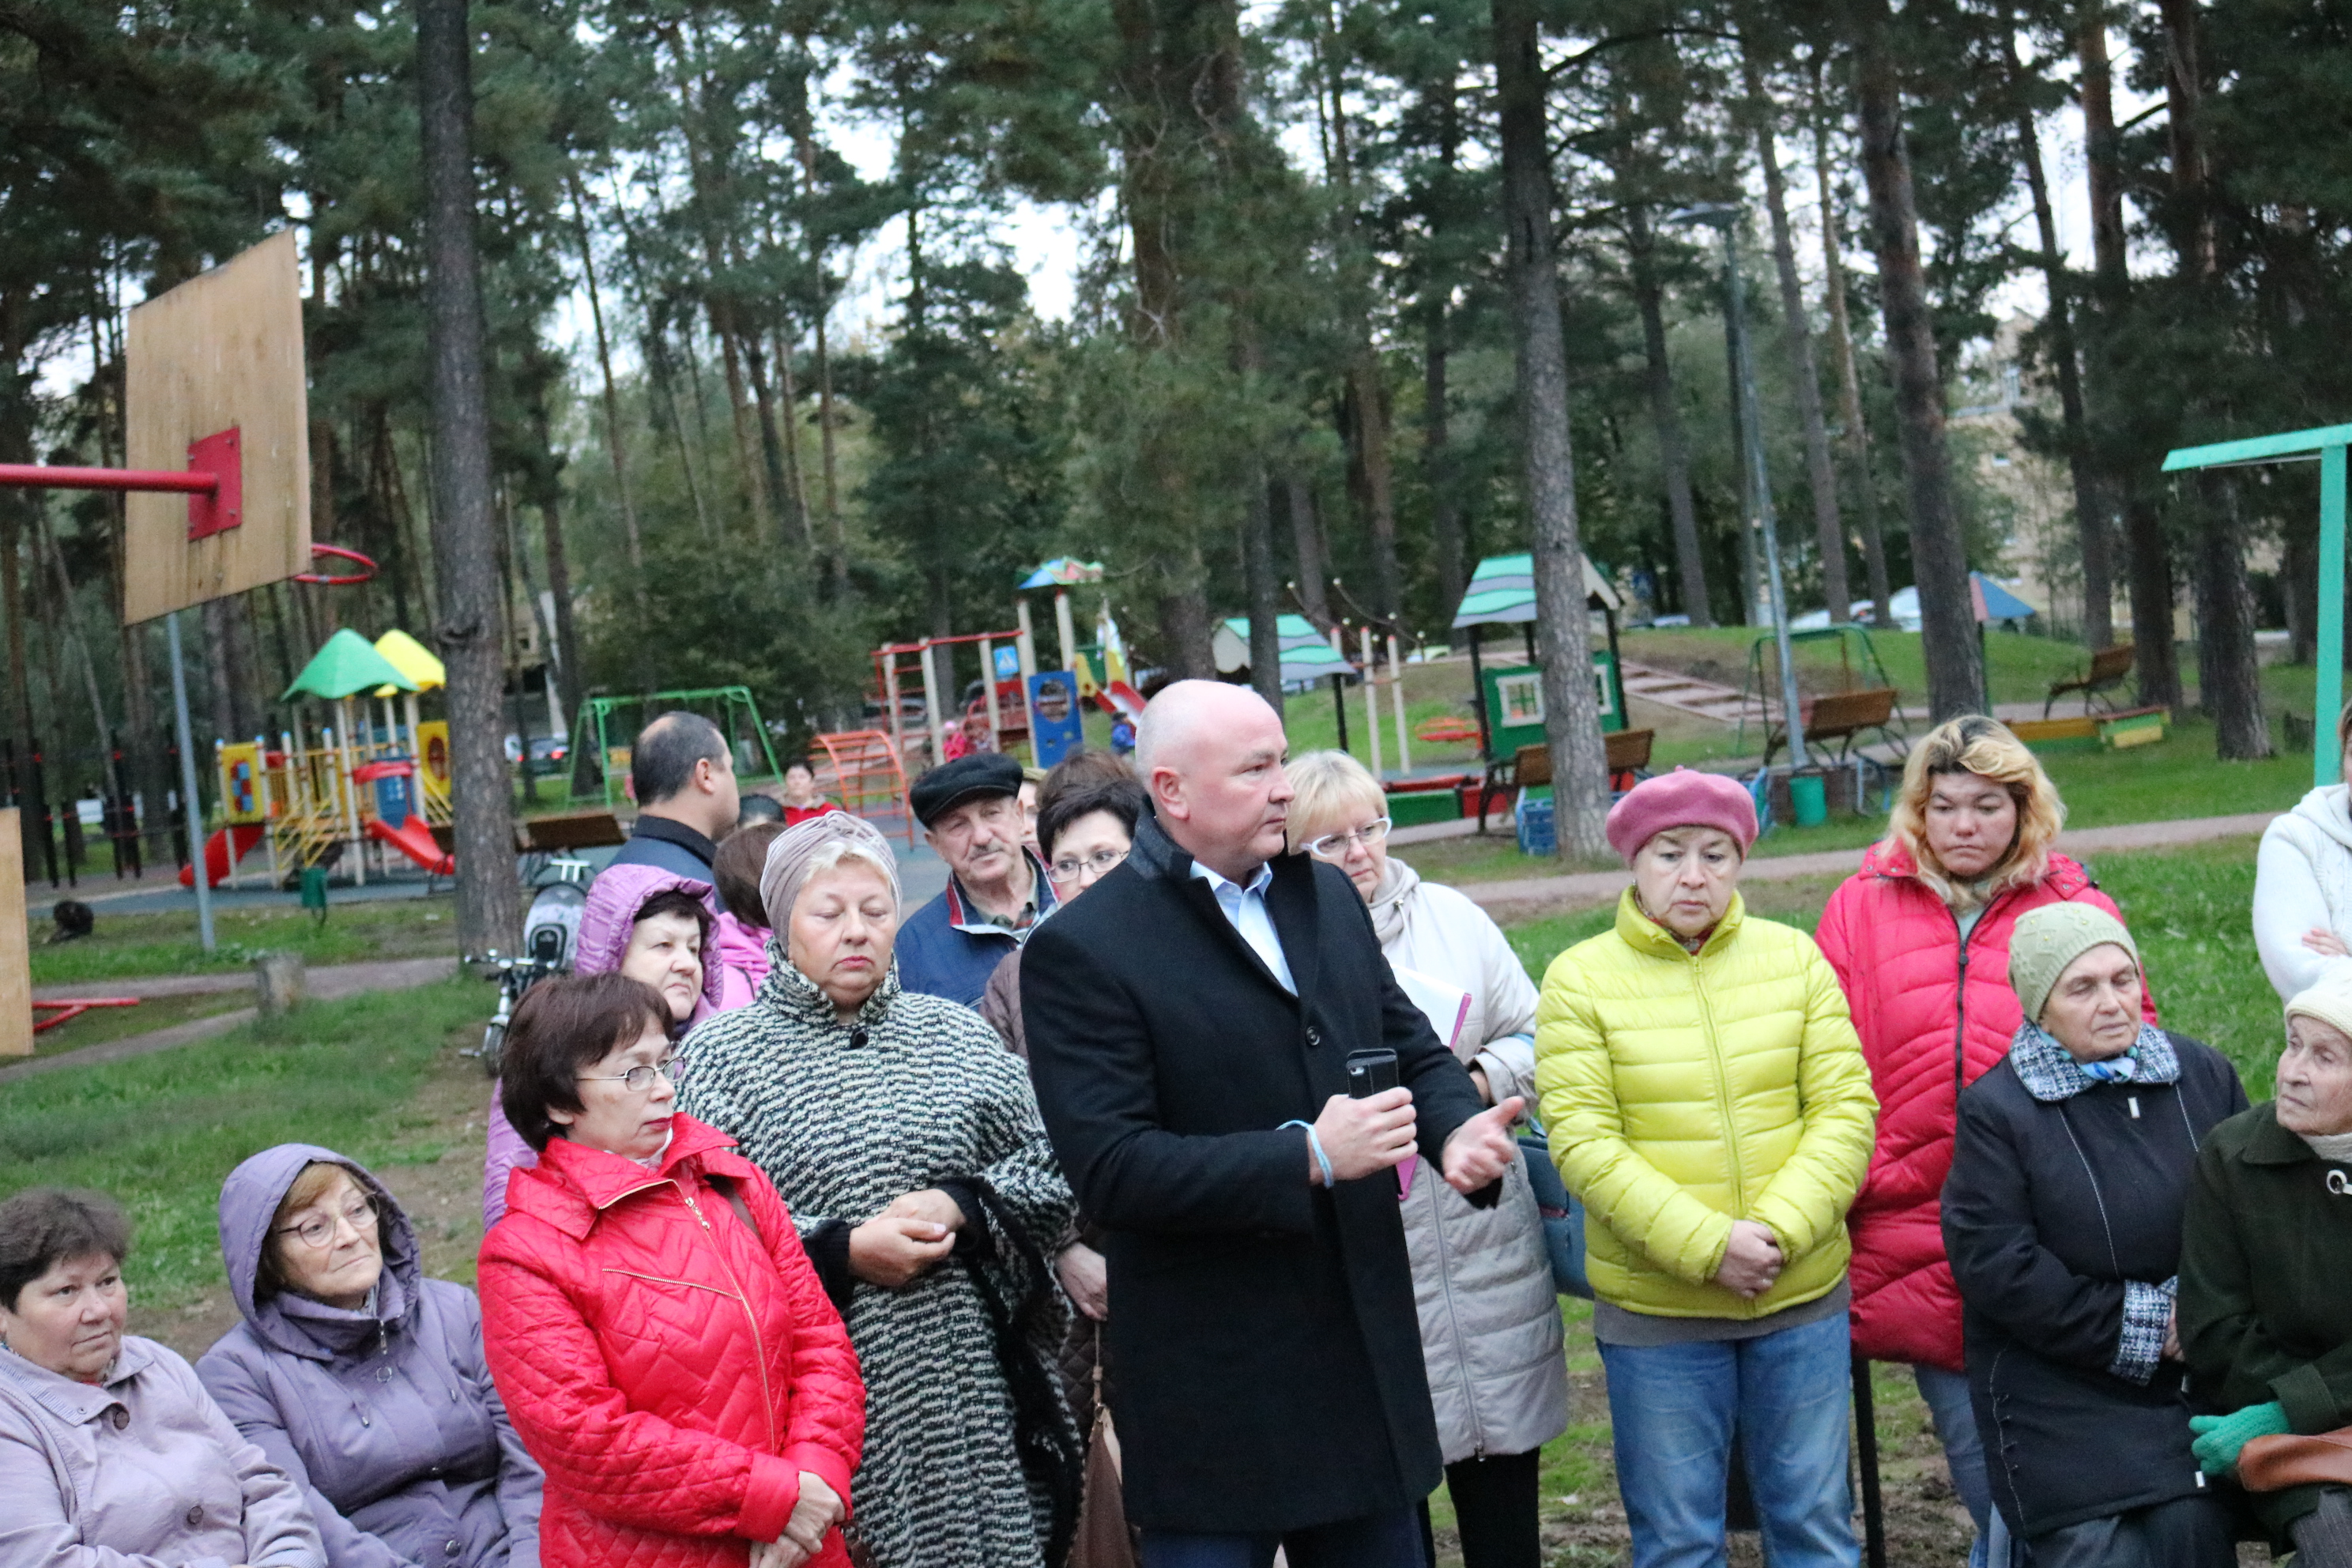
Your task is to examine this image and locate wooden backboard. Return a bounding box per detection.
[123,230,311,624]
[0,808,28,1058]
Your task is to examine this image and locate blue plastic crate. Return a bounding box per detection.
[1515,792,1555,857]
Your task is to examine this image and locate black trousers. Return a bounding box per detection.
[1417,1449,1543,1568]
[2025,1494,2233,1568]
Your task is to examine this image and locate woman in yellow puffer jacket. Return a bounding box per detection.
[1536,768,1876,1568]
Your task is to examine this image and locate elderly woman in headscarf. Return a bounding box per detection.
[677,812,1081,1568]
[1941,904,2245,1568]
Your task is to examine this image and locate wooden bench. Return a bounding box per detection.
[512,810,628,854]
[1764,688,1902,767]
[1511,729,1656,793]
[2045,644,2135,717]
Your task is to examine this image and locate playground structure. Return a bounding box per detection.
[188,628,457,890]
[567,687,784,808]
[873,626,1041,775]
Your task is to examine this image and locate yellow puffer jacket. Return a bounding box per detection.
[1535,888,1877,1320]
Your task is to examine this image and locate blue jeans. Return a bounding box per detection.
[1139,1506,1424,1568]
[1600,1309,1859,1568]
[1912,1362,2014,1568]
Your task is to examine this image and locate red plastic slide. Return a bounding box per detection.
[368,814,454,876]
[179,824,268,889]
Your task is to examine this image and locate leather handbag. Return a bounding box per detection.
[2239,1427,2352,1491]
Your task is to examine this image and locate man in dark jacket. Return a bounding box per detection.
[608,711,740,910]
[1021,679,1524,1566]
[898,752,1059,1004]
[2181,976,2352,1562]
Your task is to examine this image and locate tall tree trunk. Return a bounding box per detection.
[742,330,801,548]
[1724,306,1758,623]
[2159,0,2263,755]
[1422,73,1468,618]
[566,173,643,586]
[1245,469,1285,714]
[1630,206,1712,625]
[2079,6,2173,696]
[419,0,521,953]
[1743,49,1849,620]
[530,395,586,732]
[1494,0,1609,857]
[1812,92,1893,624]
[1850,0,1983,718]
[35,513,122,805]
[1287,473,1332,625]
[2004,25,2111,648]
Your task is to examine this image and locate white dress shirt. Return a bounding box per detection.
[1190,859,1297,995]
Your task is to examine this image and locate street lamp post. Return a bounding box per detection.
[1668,203,1810,771]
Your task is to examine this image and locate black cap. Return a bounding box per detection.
[910,752,1025,828]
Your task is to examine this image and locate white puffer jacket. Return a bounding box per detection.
[1368,859,1570,1465]
[2255,785,2352,1001]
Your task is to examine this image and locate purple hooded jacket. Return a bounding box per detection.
[480,865,728,1229]
[197,1145,542,1568]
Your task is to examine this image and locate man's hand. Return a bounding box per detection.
[2305,927,2350,957]
[2163,1306,2183,1363]
[778,1472,844,1560]
[882,1189,966,1232]
[847,1215,954,1287]
[1312,1088,1418,1183]
[1441,1097,1525,1193]
[1056,1242,1109,1321]
[2191,1401,2290,1478]
[1713,1220,1784,1298]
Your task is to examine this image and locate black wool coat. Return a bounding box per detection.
[1020,812,1492,1535]
[1941,1031,2247,1540]
[2180,1101,2352,1544]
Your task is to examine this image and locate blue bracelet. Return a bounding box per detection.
[1280,1119,1335,1188]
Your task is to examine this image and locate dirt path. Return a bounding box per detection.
[1464,810,2280,917]
[8,957,463,1084]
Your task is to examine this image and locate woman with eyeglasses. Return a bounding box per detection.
[200,1147,544,1568]
[1282,750,1566,1568]
[478,971,865,1568]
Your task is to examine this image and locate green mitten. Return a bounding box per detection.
[2189,1401,2290,1477]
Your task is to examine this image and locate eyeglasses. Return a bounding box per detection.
[1304,817,1392,860]
[579,1056,688,1094]
[1048,846,1130,885]
[276,1196,378,1250]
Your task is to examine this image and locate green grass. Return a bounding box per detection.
[28,898,459,985]
[1620,625,2091,707]
[0,979,488,1314]
[28,992,251,1057]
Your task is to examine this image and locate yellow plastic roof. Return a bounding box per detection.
[374,629,446,695]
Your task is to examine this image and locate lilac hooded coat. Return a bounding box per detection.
[197,1146,542,1568]
[480,865,727,1229]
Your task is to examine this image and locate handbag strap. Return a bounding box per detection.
[707,1174,762,1246]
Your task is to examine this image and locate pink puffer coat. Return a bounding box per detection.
[1815,839,2154,1371]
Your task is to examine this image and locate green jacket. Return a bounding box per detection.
[2179,1101,2352,1540]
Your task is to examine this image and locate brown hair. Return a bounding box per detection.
[499,973,671,1152]
[712,820,786,929]
[0,1189,130,1313]
[256,1162,364,1302]
[1886,715,2066,907]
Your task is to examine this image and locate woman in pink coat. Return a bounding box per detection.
[1815,716,2152,1568]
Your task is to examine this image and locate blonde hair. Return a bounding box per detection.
[258,1162,360,1301]
[1887,715,2065,907]
[1284,751,1386,854]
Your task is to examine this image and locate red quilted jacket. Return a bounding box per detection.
[479,1114,864,1568]
[1815,840,2153,1371]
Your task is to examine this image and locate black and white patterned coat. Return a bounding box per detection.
[679,953,1077,1568]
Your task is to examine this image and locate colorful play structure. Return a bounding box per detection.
[185,628,456,890]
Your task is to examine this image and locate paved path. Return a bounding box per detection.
[1461,809,2282,914]
[7,956,463,1084]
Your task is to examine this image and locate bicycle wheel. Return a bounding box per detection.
[478,1021,506,1077]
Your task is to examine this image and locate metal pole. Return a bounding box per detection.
[1388,634,1413,774]
[1853,1355,1888,1568]
[2320,443,2345,788]
[1359,624,1382,778]
[166,611,215,953]
[1724,224,1810,770]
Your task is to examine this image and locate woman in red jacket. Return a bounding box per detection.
[1816,716,2149,1568]
[480,972,865,1568]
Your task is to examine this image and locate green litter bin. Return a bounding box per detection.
[1788,771,1829,828]
[300,866,330,922]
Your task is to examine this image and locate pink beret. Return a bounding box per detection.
[1604,767,1758,865]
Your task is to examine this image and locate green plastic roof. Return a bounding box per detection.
[1214,614,1358,683]
[1450,552,1621,628]
[284,628,418,701]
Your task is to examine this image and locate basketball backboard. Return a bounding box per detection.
[122,229,311,624]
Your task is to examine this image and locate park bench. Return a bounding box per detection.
[1512,729,1656,794]
[1762,687,1904,768]
[2045,644,2136,717]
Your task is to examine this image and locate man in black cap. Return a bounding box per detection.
[896,752,1061,1004]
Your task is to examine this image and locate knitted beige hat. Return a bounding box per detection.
[2285,975,2352,1047]
[2007,903,2139,1024]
